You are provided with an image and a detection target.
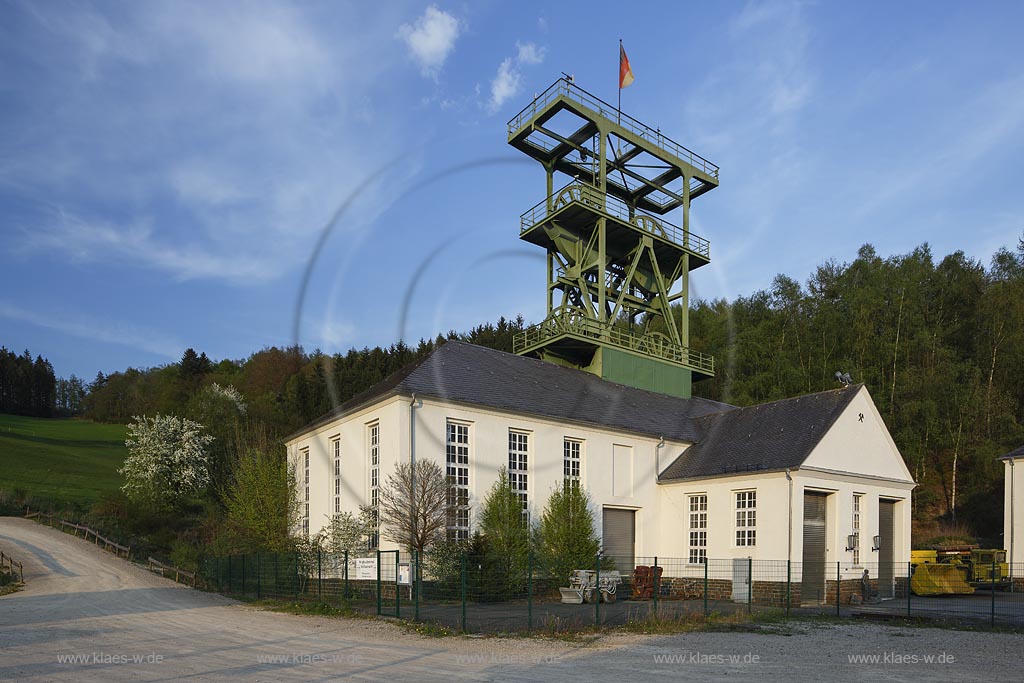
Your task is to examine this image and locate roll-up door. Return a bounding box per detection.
[878,500,895,599]
[802,492,828,604]
[602,508,636,572]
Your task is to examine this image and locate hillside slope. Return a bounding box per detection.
[0,414,127,506]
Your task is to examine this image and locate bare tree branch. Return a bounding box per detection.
[378,460,451,552]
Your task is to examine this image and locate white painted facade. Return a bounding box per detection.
[1003,453,1024,565]
[658,388,914,579]
[285,385,914,571]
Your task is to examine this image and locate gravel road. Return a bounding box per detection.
[2,516,1022,682]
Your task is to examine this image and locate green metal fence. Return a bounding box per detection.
[203,551,1024,634]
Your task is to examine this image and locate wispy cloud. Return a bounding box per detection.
[487,40,547,112]
[678,0,817,295]
[2,2,409,286]
[489,58,521,111]
[0,300,183,360]
[852,74,1024,220]
[317,319,356,351]
[17,209,275,282]
[397,5,461,79]
[728,0,814,117]
[516,41,546,66]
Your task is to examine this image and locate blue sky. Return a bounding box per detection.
[2,0,1023,380]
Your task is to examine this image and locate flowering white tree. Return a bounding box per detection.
[322,508,375,556]
[120,414,214,509]
[203,383,247,415]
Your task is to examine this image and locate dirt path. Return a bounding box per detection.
[2,516,1022,682]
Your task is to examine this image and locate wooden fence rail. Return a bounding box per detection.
[148,556,197,587]
[24,508,131,559]
[0,550,24,583]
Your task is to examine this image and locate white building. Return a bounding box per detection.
[285,341,915,600]
[1002,446,1024,565]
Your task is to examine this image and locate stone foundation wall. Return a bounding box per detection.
[661,577,732,601]
[752,580,801,607]
[824,579,869,605]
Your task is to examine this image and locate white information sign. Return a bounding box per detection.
[354,557,377,580]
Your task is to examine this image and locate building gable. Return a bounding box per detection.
[659,385,859,481]
[801,385,914,483]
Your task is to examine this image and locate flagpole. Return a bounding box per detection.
[617,39,622,125]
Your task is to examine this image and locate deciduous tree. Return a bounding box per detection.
[120,414,213,509]
[378,460,450,553]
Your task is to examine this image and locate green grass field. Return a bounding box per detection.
[0,414,127,506]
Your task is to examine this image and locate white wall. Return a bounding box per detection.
[1005,458,1024,565]
[286,385,914,573]
[793,471,913,579]
[658,472,791,580]
[287,393,687,553]
[286,395,407,539]
[658,469,913,579]
[409,397,684,557]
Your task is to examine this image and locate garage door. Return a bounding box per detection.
[802,492,828,604]
[878,500,895,599]
[602,508,635,572]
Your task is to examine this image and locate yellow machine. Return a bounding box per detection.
[910,546,1010,596]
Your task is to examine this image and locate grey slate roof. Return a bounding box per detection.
[658,386,861,481]
[289,340,732,443]
[291,341,868,483]
[1000,445,1024,460]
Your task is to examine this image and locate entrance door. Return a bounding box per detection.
[878,500,895,599]
[732,558,750,602]
[602,508,635,572]
[802,492,828,604]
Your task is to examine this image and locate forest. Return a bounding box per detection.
[685,239,1024,540]
[0,348,86,417]
[11,238,1024,543]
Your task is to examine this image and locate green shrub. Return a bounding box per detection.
[533,483,600,584]
[423,536,467,597]
[169,537,202,572]
[477,468,530,596]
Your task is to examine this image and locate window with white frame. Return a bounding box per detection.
[508,430,529,520]
[368,423,379,549]
[332,437,341,515]
[852,494,862,565]
[302,448,310,537]
[688,494,708,564]
[735,490,756,547]
[564,438,581,487]
[446,421,470,541]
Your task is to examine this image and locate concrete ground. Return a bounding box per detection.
[3,516,1024,683]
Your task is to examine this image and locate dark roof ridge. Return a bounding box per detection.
[285,340,734,443]
[693,384,863,421]
[442,341,736,413]
[1000,445,1024,460]
[659,383,863,482]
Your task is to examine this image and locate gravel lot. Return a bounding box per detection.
[2,516,1022,682]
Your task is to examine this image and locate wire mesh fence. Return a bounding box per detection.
[202,552,1024,633]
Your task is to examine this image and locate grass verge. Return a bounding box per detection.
[0,414,127,507]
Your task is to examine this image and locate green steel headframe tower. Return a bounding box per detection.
[509,78,718,398]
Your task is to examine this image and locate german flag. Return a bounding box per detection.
[619,42,634,89]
